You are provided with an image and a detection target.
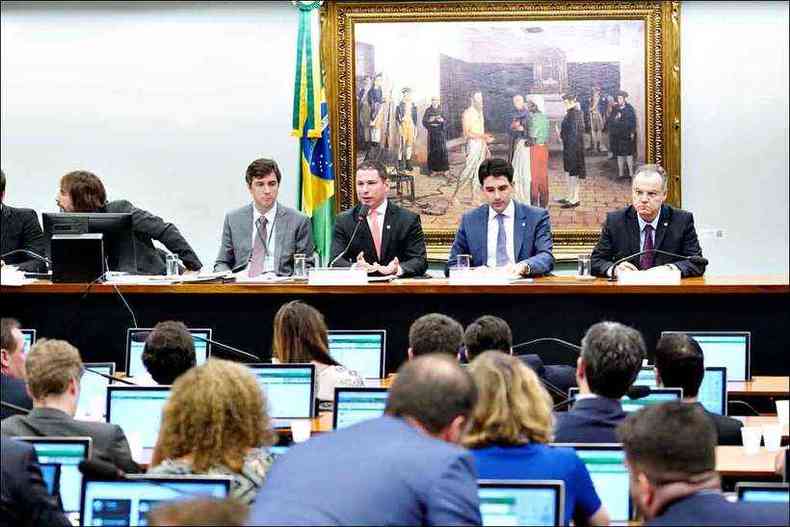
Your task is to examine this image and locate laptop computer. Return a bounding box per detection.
[76,362,116,420]
[634,366,727,415]
[661,331,751,381]
[20,328,36,353]
[333,387,388,430]
[735,482,790,503]
[246,363,315,427]
[106,385,170,464]
[478,480,564,527]
[39,462,62,497]
[567,387,683,412]
[125,328,212,378]
[328,330,386,379]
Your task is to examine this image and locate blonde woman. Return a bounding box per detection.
[148,359,276,505]
[465,351,610,527]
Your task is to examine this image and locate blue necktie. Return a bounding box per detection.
[496,213,509,267]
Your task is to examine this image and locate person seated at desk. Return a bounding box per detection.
[554,321,645,443]
[464,351,610,527]
[214,158,315,277]
[329,160,428,278]
[0,169,48,272]
[148,359,275,505]
[141,321,196,385]
[591,164,706,278]
[0,339,140,473]
[145,497,248,527]
[56,170,202,275]
[1,318,33,419]
[654,333,743,445]
[618,402,789,526]
[447,157,554,277]
[407,313,465,358]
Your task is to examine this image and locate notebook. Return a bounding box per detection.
[333,387,388,429]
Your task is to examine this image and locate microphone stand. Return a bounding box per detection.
[329,205,370,268]
[190,333,261,362]
[608,249,709,282]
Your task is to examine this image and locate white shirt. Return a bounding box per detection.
[366,199,387,248]
[252,202,278,272]
[486,200,516,267]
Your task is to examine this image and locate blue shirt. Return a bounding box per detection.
[472,443,602,526]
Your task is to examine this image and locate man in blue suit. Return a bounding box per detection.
[619,402,788,526]
[447,158,554,276]
[247,354,482,526]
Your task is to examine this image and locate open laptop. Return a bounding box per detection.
[106,386,170,464]
[478,480,564,527]
[661,331,751,381]
[17,436,92,514]
[735,482,790,503]
[80,475,232,526]
[76,362,116,420]
[20,328,36,353]
[634,366,727,416]
[125,328,212,378]
[328,330,386,379]
[333,387,388,430]
[39,462,62,497]
[246,364,315,428]
[567,387,683,412]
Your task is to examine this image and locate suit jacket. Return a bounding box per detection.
[330,201,428,278]
[1,373,33,420]
[447,201,554,275]
[102,200,202,275]
[213,202,315,276]
[591,204,706,277]
[698,403,743,446]
[647,491,789,526]
[0,438,71,527]
[1,204,47,272]
[247,415,481,526]
[1,407,140,474]
[554,396,626,444]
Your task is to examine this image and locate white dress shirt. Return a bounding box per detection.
[486,200,516,267]
[252,202,278,272]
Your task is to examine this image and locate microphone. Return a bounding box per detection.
[1,400,31,415]
[0,249,51,270]
[512,337,581,353]
[608,249,709,281]
[329,204,370,268]
[190,333,261,362]
[82,366,137,385]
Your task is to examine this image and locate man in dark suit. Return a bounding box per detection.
[447,158,554,276]
[1,318,33,419]
[247,354,482,526]
[619,402,788,526]
[554,321,645,443]
[0,170,48,272]
[654,333,743,445]
[1,437,71,527]
[1,339,140,473]
[591,164,706,278]
[330,161,427,277]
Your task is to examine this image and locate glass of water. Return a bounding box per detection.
[293,253,307,279]
[577,254,592,278]
[456,254,471,271]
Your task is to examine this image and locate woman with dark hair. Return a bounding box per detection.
[56,171,202,275]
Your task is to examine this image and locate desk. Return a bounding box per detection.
[716,446,782,478]
[729,377,790,398]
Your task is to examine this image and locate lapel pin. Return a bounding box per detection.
[522,222,526,227]
[386,225,391,229]
[663,222,668,227]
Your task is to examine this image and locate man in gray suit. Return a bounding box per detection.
[214,158,315,276]
[1,339,140,474]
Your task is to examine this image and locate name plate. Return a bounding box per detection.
[308,267,368,286]
[618,266,681,285]
[448,269,511,286]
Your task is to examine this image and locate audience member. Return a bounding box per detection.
[464,351,609,526]
[146,498,248,527]
[247,354,482,526]
[1,339,139,472]
[619,402,789,526]
[1,317,33,419]
[407,313,464,358]
[653,333,743,445]
[0,169,48,272]
[554,321,644,443]
[142,321,197,385]
[148,359,275,505]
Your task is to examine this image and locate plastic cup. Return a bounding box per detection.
[776,400,789,427]
[741,426,762,455]
[762,424,782,452]
[293,254,307,278]
[456,254,471,270]
[291,419,312,443]
[577,254,592,277]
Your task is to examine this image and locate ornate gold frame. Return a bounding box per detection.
[322,1,681,261]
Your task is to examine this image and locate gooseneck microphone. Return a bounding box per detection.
[0,249,51,270]
[82,367,137,385]
[329,204,370,268]
[190,333,261,362]
[512,337,581,353]
[608,249,708,282]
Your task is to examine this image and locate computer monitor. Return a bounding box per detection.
[106,386,170,464]
[634,367,658,387]
[662,331,751,381]
[735,482,790,503]
[17,437,92,514]
[125,328,212,379]
[43,212,136,273]
[567,387,683,412]
[635,366,727,416]
[76,362,116,420]
[80,475,232,526]
[246,364,315,423]
[39,462,61,497]
[478,480,564,527]
[328,330,386,379]
[20,329,36,353]
[333,387,388,430]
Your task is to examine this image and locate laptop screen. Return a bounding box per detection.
[634,367,658,387]
[126,328,212,379]
[565,445,632,522]
[18,437,91,514]
[39,463,61,496]
[328,330,386,378]
[333,388,388,429]
[76,362,116,420]
[107,386,170,464]
[737,483,790,503]
[697,367,727,415]
[478,480,564,527]
[247,364,315,420]
[81,477,231,526]
[568,387,682,412]
[20,329,36,353]
[662,331,750,381]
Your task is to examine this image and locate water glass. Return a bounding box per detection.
[293,253,307,278]
[577,254,592,277]
[456,254,471,270]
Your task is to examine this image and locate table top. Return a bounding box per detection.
[715,446,783,477]
[729,376,790,397]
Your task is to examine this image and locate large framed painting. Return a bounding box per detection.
[323,1,681,261]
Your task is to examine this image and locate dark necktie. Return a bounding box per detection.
[640,224,655,270]
[248,216,268,277]
[496,213,509,267]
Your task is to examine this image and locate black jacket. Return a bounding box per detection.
[0,374,33,420]
[554,396,626,444]
[0,204,47,272]
[697,403,743,446]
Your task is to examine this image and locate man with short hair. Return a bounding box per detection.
[653,333,743,445]
[247,354,482,526]
[1,339,139,473]
[214,158,315,276]
[0,317,33,419]
[591,164,706,278]
[408,313,464,358]
[0,169,48,272]
[619,402,788,525]
[330,161,427,277]
[142,321,196,385]
[554,321,645,443]
[608,90,637,180]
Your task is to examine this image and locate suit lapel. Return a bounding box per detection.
[379,202,396,264]
[626,206,641,255]
[239,204,254,263]
[513,201,527,259]
[479,206,489,264]
[273,205,288,269]
[0,206,10,251]
[654,204,671,250]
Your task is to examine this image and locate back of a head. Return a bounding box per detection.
[581,321,645,399]
[408,313,464,358]
[386,354,478,435]
[617,401,716,483]
[142,321,196,385]
[272,301,337,366]
[147,498,248,527]
[60,170,107,212]
[654,333,704,398]
[25,339,83,400]
[464,316,512,361]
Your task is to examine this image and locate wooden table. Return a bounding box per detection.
[715,446,783,478]
[729,376,790,397]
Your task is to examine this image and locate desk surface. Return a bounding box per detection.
[715,446,782,478]
[729,376,790,397]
